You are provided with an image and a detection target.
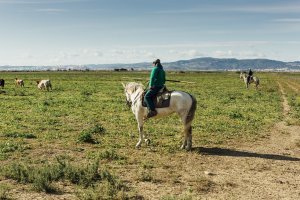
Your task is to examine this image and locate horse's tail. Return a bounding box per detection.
[186,94,197,125]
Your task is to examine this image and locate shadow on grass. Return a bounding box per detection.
[193,147,300,161]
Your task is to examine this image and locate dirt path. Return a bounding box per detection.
[187,82,300,200]
[278,82,291,116]
[286,81,299,93]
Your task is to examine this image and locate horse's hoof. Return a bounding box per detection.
[145,139,150,145]
[185,146,192,151]
[135,143,141,149]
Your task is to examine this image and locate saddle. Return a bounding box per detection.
[142,86,172,108]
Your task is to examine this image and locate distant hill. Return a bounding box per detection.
[1,57,300,71]
[156,58,300,71]
[108,57,300,71]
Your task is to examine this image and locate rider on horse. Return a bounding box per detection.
[247,68,253,84]
[144,59,166,119]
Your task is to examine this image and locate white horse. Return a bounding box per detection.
[240,72,260,89]
[122,82,197,150]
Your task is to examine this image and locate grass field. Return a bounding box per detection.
[0,71,299,199]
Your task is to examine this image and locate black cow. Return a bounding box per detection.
[0,79,4,88]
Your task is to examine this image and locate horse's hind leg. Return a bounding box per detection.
[255,82,259,89]
[187,126,192,150]
[181,119,193,151]
[182,125,192,151]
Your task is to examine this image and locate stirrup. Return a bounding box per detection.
[144,110,157,120]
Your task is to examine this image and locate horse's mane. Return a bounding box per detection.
[125,82,144,94]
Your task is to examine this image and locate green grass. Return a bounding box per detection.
[0,71,299,198]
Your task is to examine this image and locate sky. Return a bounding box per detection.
[0,0,300,66]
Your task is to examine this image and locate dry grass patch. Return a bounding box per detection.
[295,139,300,148]
[0,183,10,200]
[194,177,217,194]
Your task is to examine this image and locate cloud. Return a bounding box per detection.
[59,52,80,59]
[177,49,204,58]
[110,49,155,58]
[82,49,104,57]
[238,51,266,58]
[213,50,266,59]
[35,8,67,13]
[93,51,103,57]
[153,2,300,15]
[19,53,34,59]
[214,50,233,57]
[0,0,87,4]
[230,4,300,14]
[273,18,300,23]
[127,41,270,50]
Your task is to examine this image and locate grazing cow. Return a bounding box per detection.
[0,79,4,88]
[36,80,52,91]
[15,78,24,87]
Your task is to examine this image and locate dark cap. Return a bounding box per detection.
[153,59,160,65]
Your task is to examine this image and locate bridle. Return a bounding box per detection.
[125,96,132,107]
[125,89,142,108]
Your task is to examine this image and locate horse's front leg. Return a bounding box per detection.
[135,113,146,148]
[136,123,143,148]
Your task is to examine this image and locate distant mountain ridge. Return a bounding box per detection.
[163,57,299,71]
[0,57,300,71]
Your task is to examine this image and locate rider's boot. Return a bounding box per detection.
[145,110,157,120]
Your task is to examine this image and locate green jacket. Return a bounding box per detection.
[149,63,166,88]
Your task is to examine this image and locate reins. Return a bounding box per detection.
[126,86,143,107]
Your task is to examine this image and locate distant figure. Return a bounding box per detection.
[15,78,24,87]
[247,68,253,84]
[240,71,260,89]
[0,79,4,88]
[36,80,52,91]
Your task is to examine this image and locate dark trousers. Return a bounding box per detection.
[247,75,252,83]
[144,86,163,111]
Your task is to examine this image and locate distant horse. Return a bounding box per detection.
[36,80,52,91]
[15,78,24,87]
[122,82,197,150]
[0,79,4,88]
[240,72,260,89]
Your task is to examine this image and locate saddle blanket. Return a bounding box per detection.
[142,89,172,108]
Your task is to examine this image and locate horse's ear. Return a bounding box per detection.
[121,82,126,89]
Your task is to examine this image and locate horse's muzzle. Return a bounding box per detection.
[126,100,132,108]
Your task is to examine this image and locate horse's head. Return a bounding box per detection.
[122,82,144,107]
[122,82,131,107]
[240,72,246,79]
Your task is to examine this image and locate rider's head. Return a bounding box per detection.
[153,59,160,65]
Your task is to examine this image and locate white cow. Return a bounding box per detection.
[36,80,52,91]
